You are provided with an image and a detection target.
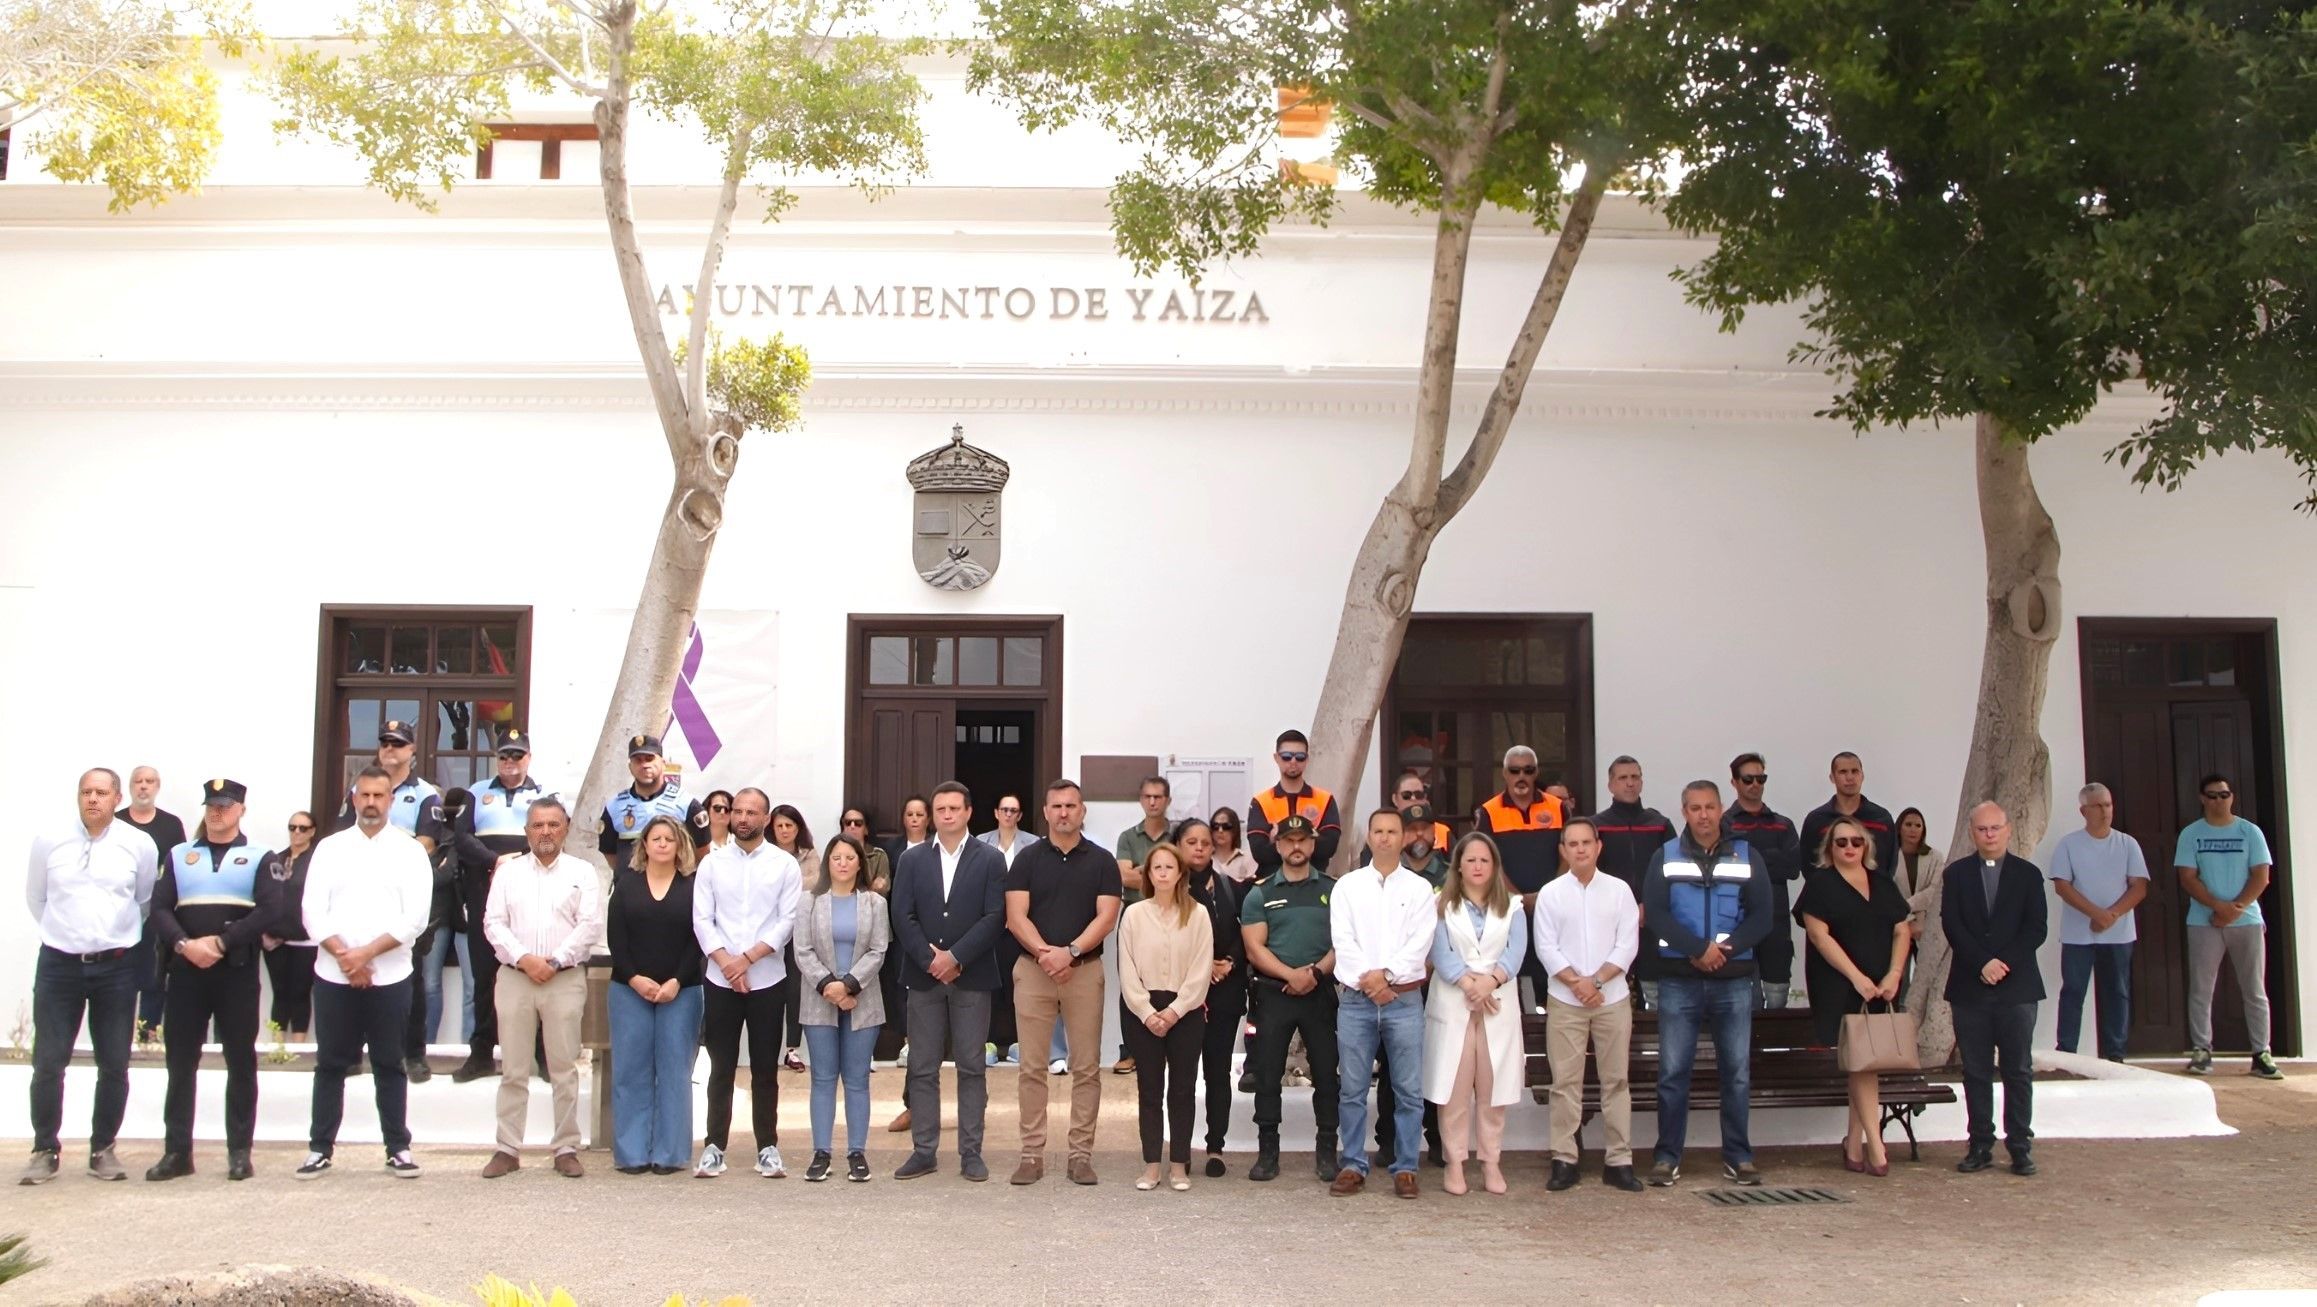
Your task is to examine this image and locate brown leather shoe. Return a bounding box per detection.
[480,1151,520,1179]
[1009,1157,1044,1186]
[553,1152,584,1179]
[1066,1156,1098,1186]
[1393,1171,1420,1199]
[885,1109,912,1133]
[1329,1167,1365,1197]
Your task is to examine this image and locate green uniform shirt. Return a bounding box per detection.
[1115,821,1170,906]
[1239,868,1332,968]
[1407,850,1449,888]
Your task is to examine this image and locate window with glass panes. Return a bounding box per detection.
[1382,616,1594,837]
[315,607,530,815]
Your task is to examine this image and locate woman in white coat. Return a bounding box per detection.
[1422,833,1529,1196]
[1891,807,1955,1066]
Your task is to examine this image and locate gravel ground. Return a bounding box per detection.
[2,1062,2312,1306]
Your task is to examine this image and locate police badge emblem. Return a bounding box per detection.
[184,850,198,865]
[906,424,1008,591]
[623,812,636,830]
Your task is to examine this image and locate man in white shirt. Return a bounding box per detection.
[22,767,159,1185]
[480,798,604,1179]
[691,787,803,1179]
[1532,816,1643,1193]
[1328,809,1436,1199]
[296,766,434,1180]
[2048,782,2150,1063]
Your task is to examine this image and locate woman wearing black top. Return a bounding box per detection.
[1174,818,1245,1177]
[1796,815,1914,1177]
[263,811,321,1039]
[607,815,706,1175]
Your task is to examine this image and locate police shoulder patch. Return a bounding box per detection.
[184,850,199,865]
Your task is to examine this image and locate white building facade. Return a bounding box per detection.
[0,48,2305,1058]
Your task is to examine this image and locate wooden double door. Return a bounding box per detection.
[2079,619,2297,1055]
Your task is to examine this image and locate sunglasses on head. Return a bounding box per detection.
[1277,751,1308,762]
[1832,836,1866,849]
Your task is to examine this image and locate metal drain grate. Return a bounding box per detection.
[1699,1186,1851,1208]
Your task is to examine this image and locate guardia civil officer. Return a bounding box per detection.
[1237,814,1340,1182]
[147,779,290,1182]
[335,720,447,1081]
[448,728,546,1084]
[597,734,706,868]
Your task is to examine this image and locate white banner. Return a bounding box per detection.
[656,609,781,795]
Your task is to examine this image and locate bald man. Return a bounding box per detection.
[1941,802,2047,1178]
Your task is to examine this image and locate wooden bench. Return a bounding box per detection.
[1522,1007,1955,1159]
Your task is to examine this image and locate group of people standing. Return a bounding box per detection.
[20,724,2285,1193]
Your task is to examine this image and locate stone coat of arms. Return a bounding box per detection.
[907,424,1009,591]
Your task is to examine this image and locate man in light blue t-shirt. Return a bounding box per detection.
[2173,772,2281,1080]
[2048,783,2149,1062]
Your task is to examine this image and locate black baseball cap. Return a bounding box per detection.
[497,728,531,757]
[1275,814,1317,840]
[201,778,247,806]
[378,720,417,746]
[1400,802,1435,827]
[627,733,664,759]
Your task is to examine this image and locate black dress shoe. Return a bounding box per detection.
[227,1150,253,1182]
[1545,1160,1580,1192]
[144,1152,195,1182]
[1957,1149,1995,1173]
[1248,1149,1279,1182]
[404,1057,433,1083]
[1204,1155,1226,1178]
[449,1057,496,1084]
[893,1151,938,1180]
[1314,1139,1339,1181]
[2009,1154,2038,1177]
[1603,1164,1645,1192]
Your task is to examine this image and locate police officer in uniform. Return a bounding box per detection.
[1237,814,1340,1183]
[448,728,547,1083]
[146,779,290,1182]
[336,719,447,1081]
[598,734,706,870]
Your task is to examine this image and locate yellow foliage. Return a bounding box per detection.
[473,1276,750,1307]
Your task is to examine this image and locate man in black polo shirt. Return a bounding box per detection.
[1723,752,1803,1009]
[1004,779,1121,1187]
[1799,751,1899,877]
[117,766,187,1038]
[1596,756,1677,1008]
[1238,814,1339,1183]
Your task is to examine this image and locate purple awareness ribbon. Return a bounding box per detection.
[669,622,724,768]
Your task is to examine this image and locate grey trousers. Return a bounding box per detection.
[905,985,991,1160]
[2187,924,2270,1054]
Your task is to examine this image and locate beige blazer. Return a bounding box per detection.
[792,890,890,1028]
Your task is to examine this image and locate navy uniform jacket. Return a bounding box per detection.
[151,834,292,966]
[597,777,706,865]
[890,837,1008,991]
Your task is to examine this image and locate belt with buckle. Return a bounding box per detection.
[46,945,129,964]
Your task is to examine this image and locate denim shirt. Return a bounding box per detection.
[1429,900,1528,984]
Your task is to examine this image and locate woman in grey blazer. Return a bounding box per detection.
[792,834,890,1182]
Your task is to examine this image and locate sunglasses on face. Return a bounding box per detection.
[709,805,731,814]
[1395,790,1423,800]
[2203,791,2232,800]
[997,807,1021,815]
[843,818,867,827]
[1277,751,1308,762]
[288,823,314,833]
[1832,836,1866,849]
[1738,774,1767,785]
[1506,766,1537,776]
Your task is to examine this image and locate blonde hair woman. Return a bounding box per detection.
[606,816,703,1174]
[1422,832,1528,1196]
[1117,842,1213,1191]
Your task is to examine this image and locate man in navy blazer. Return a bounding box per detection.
[1942,802,2049,1177]
[891,781,1008,1181]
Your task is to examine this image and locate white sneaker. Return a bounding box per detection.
[756,1145,786,1178]
[695,1143,726,1178]
[292,1152,331,1180]
[1048,1058,1068,1075]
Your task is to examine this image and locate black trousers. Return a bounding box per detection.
[1199,977,1248,1153]
[873,966,907,1062]
[1759,877,1796,989]
[1954,1000,2037,1156]
[1250,980,1338,1140]
[462,867,498,1060]
[782,944,804,1049]
[402,924,435,1058]
[1123,992,1205,1164]
[162,956,261,1154]
[1374,986,1442,1159]
[263,944,317,1035]
[703,980,788,1152]
[310,977,413,1157]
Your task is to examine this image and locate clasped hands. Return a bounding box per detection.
[818,978,859,1012]
[1851,971,1902,1001]
[178,935,227,969]
[1458,969,1503,1014]
[628,974,682,1004]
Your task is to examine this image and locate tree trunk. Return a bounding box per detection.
[1948,412,2063,860]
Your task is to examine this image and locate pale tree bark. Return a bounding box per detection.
[1947,412,2063,862]
[568,1,750,863]
[1304,164,1611,866]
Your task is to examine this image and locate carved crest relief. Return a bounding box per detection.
[907,424,1009,591]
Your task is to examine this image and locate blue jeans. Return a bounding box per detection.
[1655,973,1757,1168]
[1336,988,1424,1177]
[606,982,704,1170]
[421,924,473,1044]
[2057,942,2133,1060]
[30,948,138,1155]
[804,1014,881,1154]
[1051,1020,1068,1061]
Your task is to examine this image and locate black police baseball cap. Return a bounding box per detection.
[378,720,417,746]
[497,728,531,757]
[1275,814,1318,840]
[1400,802,1435,827]
[202,778,248,806]
[627,733,665,759]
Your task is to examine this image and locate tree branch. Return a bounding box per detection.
[483,0,608,98]
[1436,162,1613,521]
[684,120,759,417]
[592,0,690,456]
[1398,154,1485,506]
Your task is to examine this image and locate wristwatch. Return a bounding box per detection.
[1067,943,1083,959]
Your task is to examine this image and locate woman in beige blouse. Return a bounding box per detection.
[1892,807,1954,1066]
[1118,842,1213,1191]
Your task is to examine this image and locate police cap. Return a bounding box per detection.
[202,777,248,806]
[1275,814,1318,840]
[627,733,665,759]
[1400,802,1435,827]
[378,719,417,746]
[497,728,531,757]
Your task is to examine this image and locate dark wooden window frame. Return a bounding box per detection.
[1381,611,1597,823]
[2077,615,2296,1054]
[311,604,533,817]
[842,613,1064,826]
[475,121,598,181]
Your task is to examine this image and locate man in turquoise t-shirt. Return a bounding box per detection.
[2173,772,2281,1080]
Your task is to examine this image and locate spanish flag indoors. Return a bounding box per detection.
[479,629,515,725]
